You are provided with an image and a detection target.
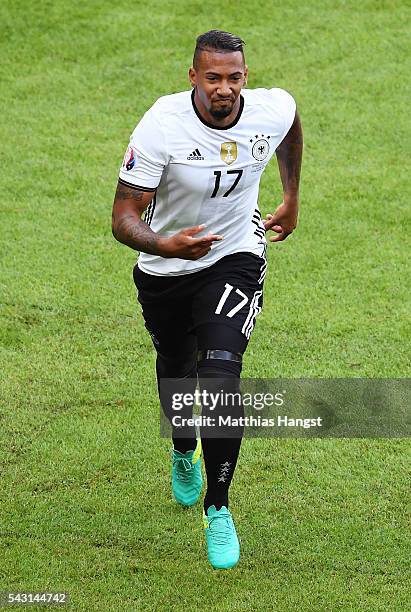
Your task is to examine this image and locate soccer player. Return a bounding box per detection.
[112,30,303,569]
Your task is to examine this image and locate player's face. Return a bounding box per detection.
[189,51,248,120]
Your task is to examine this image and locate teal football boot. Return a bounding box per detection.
[203,505,240,569]
[172,440,203,506]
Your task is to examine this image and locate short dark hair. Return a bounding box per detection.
[193,30,245,68]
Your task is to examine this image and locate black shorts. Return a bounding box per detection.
[133,252,266,358]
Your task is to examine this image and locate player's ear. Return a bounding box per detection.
[244,65,249,86]
[188,67,196,88]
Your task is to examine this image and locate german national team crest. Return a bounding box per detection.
[220,142,238,165]
[250,134,271,161]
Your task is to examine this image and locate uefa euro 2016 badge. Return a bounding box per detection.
[220,142,238,165]
[122,145,136,171]
[250,135,271,161]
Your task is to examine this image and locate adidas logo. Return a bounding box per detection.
[187,148,204,160]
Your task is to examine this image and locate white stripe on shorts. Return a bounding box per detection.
[242,290,263,339]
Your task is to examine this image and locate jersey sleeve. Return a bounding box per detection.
[268,88,296,144]
[118,106,168,191]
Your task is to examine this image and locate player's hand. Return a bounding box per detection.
[263,201,298,242]
[157,225,223,260]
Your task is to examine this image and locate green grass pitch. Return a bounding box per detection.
[1,0,410,610]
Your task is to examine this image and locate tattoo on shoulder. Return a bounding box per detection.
[115,184,145,202]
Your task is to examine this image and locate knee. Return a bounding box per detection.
[197,349,244,435]
[197,349,242,379]
[156,351,197,379]
[197,348,243,412]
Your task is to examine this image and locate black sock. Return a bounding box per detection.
[198,356,244,513]
[156,353,197,452]
[202,437,242,511]
[172,436,197,454]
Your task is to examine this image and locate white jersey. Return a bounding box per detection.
[119,88,296,276]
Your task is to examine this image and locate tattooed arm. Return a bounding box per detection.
[112,180,223,259]
[264,111,303,242]
[112,181,161,254]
